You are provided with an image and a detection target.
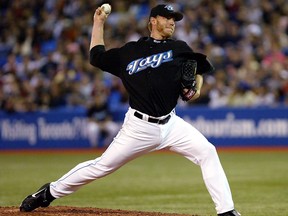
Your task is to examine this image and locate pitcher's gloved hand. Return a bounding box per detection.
[180,59,197,101]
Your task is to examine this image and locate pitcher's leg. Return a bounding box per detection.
[165,117,234,214]
[197,144,234,213]
[50,155,114,198]
[50,110,160,198]
[50,138,152,198]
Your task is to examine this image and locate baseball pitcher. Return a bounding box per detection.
[20,4,240,216]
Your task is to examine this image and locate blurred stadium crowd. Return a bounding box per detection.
[0,0,287,113]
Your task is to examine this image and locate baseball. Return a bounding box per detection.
[101,3,111,15]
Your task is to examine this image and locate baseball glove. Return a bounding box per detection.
[180,59,197,101]
[179,52,215,74]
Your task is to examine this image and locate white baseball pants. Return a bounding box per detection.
[50,107,234,213]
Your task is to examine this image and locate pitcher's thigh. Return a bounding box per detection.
[98,129,158,171]
[166,117,216,164]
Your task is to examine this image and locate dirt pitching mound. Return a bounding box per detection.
[0,206,197,216]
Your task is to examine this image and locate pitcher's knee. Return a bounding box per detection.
[208,143,217,154]
[199,143,218,162]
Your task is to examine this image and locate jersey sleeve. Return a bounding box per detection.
[175,41,215,75]
[90,45,121,77]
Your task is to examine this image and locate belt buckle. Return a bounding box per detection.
[160,115,171,124]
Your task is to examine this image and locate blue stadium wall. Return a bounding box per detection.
[0,106,287,150]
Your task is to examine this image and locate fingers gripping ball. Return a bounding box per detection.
[180,60,197,101]
[101,3,111,15]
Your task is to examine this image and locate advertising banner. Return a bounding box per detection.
[0,111,89,149]
[1,107,287,149]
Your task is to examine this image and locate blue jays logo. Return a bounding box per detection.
[165,5,174,11]
[126,50,173,75]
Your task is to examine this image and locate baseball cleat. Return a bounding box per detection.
[218,209,241,216]
[19,183,54,212]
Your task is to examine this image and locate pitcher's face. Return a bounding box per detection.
[150,16,175,39]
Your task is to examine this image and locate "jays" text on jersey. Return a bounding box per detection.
[126,50,173,75]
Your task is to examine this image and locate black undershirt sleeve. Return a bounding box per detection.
[89,45,121,77]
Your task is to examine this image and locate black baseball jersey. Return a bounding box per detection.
[90,37,199,117]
